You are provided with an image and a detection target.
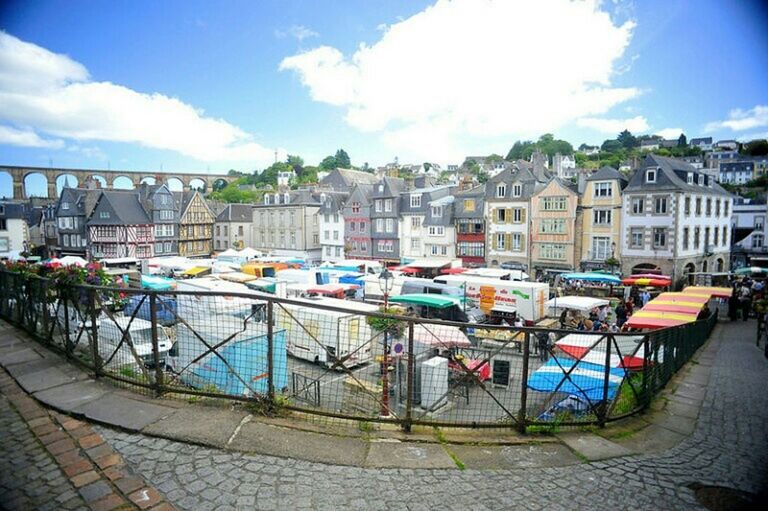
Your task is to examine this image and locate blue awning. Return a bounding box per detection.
[561,272,622,284]
[527,358,627,402]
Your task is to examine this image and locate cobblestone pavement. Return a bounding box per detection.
[98,321,768,511]
[0,395,88,511]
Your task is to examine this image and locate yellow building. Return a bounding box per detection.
[530,178,580,273]
[579,166,627,272]
[176,190,215,257]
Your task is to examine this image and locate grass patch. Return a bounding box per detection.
[432,427,465,470]
[446,449,466,470]
[358,421,375,433]
[612,373,644,416]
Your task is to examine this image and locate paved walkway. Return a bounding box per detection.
[2,319,767,510]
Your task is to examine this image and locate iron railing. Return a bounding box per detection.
[0,269,718,432]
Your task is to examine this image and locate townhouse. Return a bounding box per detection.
[87,191,155,259]
[578,166,627,272]
[55,187,100,257]
[529,178,581,274]
[620,155,732,283]
[0,202,29,255]
[454,185,485,267]
[252,190,322,263]
[214,204,254,251]
[730,198,768,269]
[176,190,216,257]
[139,184,179,257]
[370,177,407,263]
[319,193,347,263]
[423,194,456,259]
[484,168,541,270]
[343,184,375,260]
[399,186,453,260]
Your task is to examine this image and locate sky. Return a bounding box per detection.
[0,0,767,197]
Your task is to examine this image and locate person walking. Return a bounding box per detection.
[537,331,550,362]
[615,300,628,327]
[739,283,752,321]
[728,285,739,321]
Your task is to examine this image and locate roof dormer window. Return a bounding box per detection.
[264,194,271,205]
[284,193,290,204]
[646,169,656,183]
[686,172,693,185]
[698,174,704,186]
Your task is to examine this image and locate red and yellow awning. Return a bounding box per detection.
[681,286,732,299]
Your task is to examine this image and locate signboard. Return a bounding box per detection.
[392,341,404,357]
[479,285,496,313]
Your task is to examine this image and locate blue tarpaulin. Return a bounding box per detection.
[527,358,627,402]
[561,272,622,284]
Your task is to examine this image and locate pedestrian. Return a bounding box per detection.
[537,331,550,362]
[728,285,739,321]
[559,308,568,329]
[598,305,608,323]
[739,283,752,321]
[625,297,634,316]
[641,289,651,307]
[615,300,628,327]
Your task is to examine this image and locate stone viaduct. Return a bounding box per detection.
[0,165,234,199]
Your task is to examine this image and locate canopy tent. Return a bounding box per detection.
[655,292,710,304]
[217,272,258,283]
[182,266,211,277]
[621,276,671,287]
[338,273,365,287]
[237,247,262,259]
[440,267,469,275]
[59,256,87,267]
[561,272,622,285]
[527,358,627,402]
[545,296,610,313]
[217,248,240,258]
[734,266,768,276]
[140,274,176,291]
[43,257,62,268]
[412,323,471,348]
[555,333,648,370]
[625,310,698,329]
[641,303,703,314]
[630,273,672,279]
[389,294,464,309]
[681,286,732,299]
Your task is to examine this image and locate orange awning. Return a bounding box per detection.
[625,310,698,330]
[682,286,731,299]
[642,303,704,314]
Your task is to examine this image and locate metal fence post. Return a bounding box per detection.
[641,333,650,409]
[403,320,415,432]
[149,293,163,396]
[89,288,101,378]
[599,334,613,427]
[40,279,50,343]
[267,300,275,403]
[518,331,531,434]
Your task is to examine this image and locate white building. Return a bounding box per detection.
[399,186,453,260]
[423,195,456,259]
[620,155,733,283]
[731,198,768,269]
[318,192,347,263]
[0,202,30,255]
[553,153,576,179]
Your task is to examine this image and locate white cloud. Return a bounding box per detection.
[275,25,319,42]
[654,127,684,139]
[0,31,278,167]
[280,0,637,160]
[705,105,768,133]
[576,116,649,134]
[0,125,64,149]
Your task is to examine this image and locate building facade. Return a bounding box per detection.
[343,184,374,260]
[252,190,322,263]
[214,204,254,251]
[399,186,452,260]
[319,194,346,263]
[422,195,456,259]
[579,166,627,272]
[87,191,155,259]
[719,160,755,184]
[620,155,733,283]
[139,184,179,257]
[0,202,29,255]
[454,185,485,266]
[530,179,581,273]
[730,198,768,269]
[55,188,100,257]
[177,191,215,257]
[370,177,407,263]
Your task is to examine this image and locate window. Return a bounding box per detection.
[290,232,296,248]
[705,227,710,249]
[324,213,330,223]
[591,237,611,260]
[724,201,729,216]
[683,227,690,250]
[540,218,566,234]
[385,219,394,233]
[164,242,172,252]
[631,197,644,214]
[652,228,667,248]
[512,184,522,197]
[684,197,691,215]
[754,234,764,249]
[411,217,421,229]
[99,211,110,219]
[351,202,360,214]
[411,239,420,250]
[542,196,567,211]
[593,209,612,225]
[496,184,506,198]
[440,245,448,256]
[155,242,164,253]
[428,226,445,236]
[512,233,522,251]
[216,225,220,236]
[687,173,693,185]
[333,230,339,240]
[496,209,507,222]
[496,233,506,250]
[463,199,475,212]
[513,208,522,223]
[694,227,700,249]
[457,242,484,257]
[695,198,702,215]
[540,243,566,260]
[715,200,721,216]
[714,227,719,246]
[361,241,367,251]
[630,228,644,248]
[698,174,704,186]
[756,216,765,231]
[335,246,342,257]
[238,226,244,236]
[654,196,668,214]
[324,230,330,240]
[705,199,712,216]
[313,234,318,244]
[410,195,422,208]
[646,169,656,183]
[723,226,728,246]
[430,245,439,256]
[376,219,384,232]
[333,213,339,223]
[431,205,443,217]
[384,199,392,212]
[594,182,612,197]
[360,221,366,231]
[63,234,70,246]
[349,221,356,232]
[375,200,382,213]
[0,238,8,251]
[223,225,228,236]
[159,210,173,220]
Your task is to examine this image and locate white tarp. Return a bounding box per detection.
[546,296,610,313]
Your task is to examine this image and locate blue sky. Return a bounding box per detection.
[0,0,767,197]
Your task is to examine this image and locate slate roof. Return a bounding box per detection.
[453,185,485,219]
[484,167,540,200]
[690,137,713,145]
[216,204,253,222]
[624,155,731,196]
[0,202,27,219]
[586,166,628,183]
[89,191,151,225]
[320,168,379,190]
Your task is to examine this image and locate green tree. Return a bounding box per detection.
[677,133,687,147]
[286,154,304,170]
[319,155,338,170]
[296,165,319,185]
[617,129,637,149]
[334,149,351,168]
[485,153,504,163]
[601,139,623,152]
[744,139,768,156]
[506,140,534,160]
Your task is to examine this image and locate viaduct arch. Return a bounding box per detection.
[0,165,236,199]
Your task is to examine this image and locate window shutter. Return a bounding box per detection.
[520,234,526,253]
[505,234,512,251]
[506,209,513,224]
[492,234,497,250]
[521,208,526,223]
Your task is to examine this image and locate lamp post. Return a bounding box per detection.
[378,268,394,417]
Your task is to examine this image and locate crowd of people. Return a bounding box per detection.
[727,276,765,321]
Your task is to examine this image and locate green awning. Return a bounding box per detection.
[389,294,462,309]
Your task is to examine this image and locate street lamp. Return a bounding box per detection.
[378,268,394,417]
